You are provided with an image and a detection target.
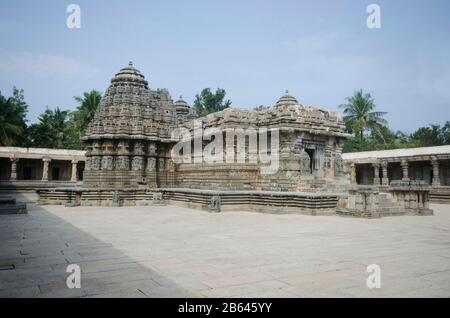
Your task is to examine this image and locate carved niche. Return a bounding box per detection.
[91,156,101,170]
[101,156,114,171]
[115,156,130,171]
[131,156,145,171]
[146,157,156,172]
[300,150,311,175]
[334,153,344,176]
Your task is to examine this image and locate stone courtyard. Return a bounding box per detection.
[0,203,449,298]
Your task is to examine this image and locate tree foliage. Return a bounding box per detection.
[27,107,70,149]
[1,86,449,152]
[193,88,231,116]
[25,90,101,150]
[340,89,388,145]
[343,121,450,153]
[0,87,28,146]
[72,90,102,132]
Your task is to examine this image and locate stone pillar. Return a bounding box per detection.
[42,158,51,181]
[146,142,158,188]
[158,157,165,172]
[401,160,409,181]
[373,163,380,185]
[350,163,357,184]
[71,160,78,182]
[381,161,389,186]
[431,159,441,187]
[10,158,19,181]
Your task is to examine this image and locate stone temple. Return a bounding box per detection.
[34,63,434,217]
[82,62,178,189]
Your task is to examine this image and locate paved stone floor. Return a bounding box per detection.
[0,203,450,298]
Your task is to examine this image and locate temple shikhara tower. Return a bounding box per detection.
[36,63,433,217]
[82,62,179,189]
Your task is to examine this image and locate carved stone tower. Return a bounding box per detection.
[82,63,177,188]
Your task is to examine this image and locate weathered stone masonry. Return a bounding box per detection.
[33,63,438,217]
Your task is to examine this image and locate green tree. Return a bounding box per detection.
[340,89,387,148]
[62,90,102,149]
[409,124,442,147]
[441,121,450,144]
[0,87,28,146]
[72,90,102,131]
[193,88,231,116]
[27,107,69,148]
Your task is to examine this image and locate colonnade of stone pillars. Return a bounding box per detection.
[355,157,443,187]
[6,157,79,182]
[372,162,389,186]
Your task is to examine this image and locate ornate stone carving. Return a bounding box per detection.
[85,157,91,171]
[148,143,157,156]
[91,156,101,170]
[300,150,311,175]
[334,153,344,175]
[115,156,129,171]
[133,141,145,156]
[101,156,114,171]
[146,157,156,172]
[210,195,221,212]
[112,191,121,207]
[158,157,165,172]
[152,192,164,205]
[131,156,144,171]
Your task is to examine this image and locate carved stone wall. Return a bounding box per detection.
[81,63,184,188]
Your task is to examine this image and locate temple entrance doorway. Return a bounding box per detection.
[305,148,315,173]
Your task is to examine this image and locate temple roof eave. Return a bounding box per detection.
[82,134,176,143]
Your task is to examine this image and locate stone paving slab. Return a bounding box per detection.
[0,203,450,297]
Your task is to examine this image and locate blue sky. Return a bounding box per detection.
[0,0,449,132]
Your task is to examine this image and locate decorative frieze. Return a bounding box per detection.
[115,156,129,171]
[146,157,157,172]
[101,156,114,171]
[131,156,145,171]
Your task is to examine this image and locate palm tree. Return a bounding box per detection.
[73,90,102,130]
[27,107,69,148]
[0,93,25,146]
[340,89,387,145]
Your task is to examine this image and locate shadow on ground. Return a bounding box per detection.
[0,204,194,298]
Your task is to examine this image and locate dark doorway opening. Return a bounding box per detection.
[78,168,84,181]
[305,148,315,172]
[23,167,32,180]
[52,167,60,181]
